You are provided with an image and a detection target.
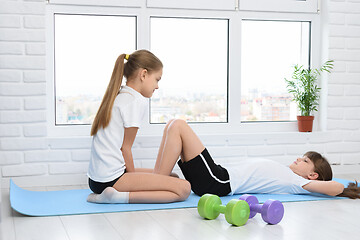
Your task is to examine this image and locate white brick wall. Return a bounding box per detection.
[327,0,360,164]
[0,0,359,188]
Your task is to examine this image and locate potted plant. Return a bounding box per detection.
[285,60,334,132]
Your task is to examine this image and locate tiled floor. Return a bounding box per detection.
[1,173,360,240]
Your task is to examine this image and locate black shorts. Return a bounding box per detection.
[178,148,231,197]
[88,170,126,194]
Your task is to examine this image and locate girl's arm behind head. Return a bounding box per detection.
[305,151,360,198]
[302,180,344,196]
[303,179,360,199]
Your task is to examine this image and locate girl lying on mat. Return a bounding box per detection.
[89,117,359,204]
[87,50,191,204]
[158,119,360,199]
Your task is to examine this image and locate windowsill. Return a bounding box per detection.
[46,120,325,137]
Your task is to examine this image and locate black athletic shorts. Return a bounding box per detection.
[177,148,231,196]
[88,170,126,194]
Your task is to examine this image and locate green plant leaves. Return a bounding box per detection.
[285,60,334,116]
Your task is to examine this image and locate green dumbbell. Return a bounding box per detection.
[197,194,250,226]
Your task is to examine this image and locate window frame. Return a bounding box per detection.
[46,4,322,137]
[146,0,237,11]
[46,5,141,136]
[48,0,142,8]
[239,0,319,13]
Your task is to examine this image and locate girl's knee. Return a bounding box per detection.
[166,119,176,126]
[167,119,187,132]
[164,119,176,133]
[178,180,191,201]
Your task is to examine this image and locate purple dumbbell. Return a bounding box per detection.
[239,194,284,225]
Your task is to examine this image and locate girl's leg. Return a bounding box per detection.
[154,119,205,175]
[135,167,179,178]
[113,172,191,203]
[88,119,199,204]
[153,119,176,172]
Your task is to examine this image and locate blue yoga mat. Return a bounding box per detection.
[10,178,352,217]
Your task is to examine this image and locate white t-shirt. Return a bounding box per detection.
[224,158,312,195]
[87,86,147,182]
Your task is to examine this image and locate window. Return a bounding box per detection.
[241,20,310,122]
[150,17,229,123]
[54,14,136,125]
[47,2,321,136]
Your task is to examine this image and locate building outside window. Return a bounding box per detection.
[241,20,310,122]
[150,17,229,123]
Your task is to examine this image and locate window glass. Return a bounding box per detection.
[150,17,229,123]
[54,14,136,125]
[241,20,310,122]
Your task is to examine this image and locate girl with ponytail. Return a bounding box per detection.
[87,50,191,204]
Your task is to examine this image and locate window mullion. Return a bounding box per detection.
[228,14,242,127]
[138,8,152,129]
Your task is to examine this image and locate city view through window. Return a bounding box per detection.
[54,16,310,125]
[241,20,310,122]
[150,17,228,123]
[54,14,136,125]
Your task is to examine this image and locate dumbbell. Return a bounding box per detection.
[239,194,284,225]
[197,194,250,226]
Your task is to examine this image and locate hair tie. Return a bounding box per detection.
[125,54,130,60]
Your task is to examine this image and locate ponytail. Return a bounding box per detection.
[90,49,163,136]
[337,181,360,199]
[91,54,126,136]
